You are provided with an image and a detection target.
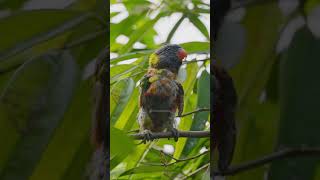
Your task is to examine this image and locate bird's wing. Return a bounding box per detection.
[140,70,180,112]
[175,81,184,116]
[139,74,152,108]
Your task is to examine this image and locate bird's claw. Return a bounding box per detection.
[170,128,179,142]
[141,130,153,144]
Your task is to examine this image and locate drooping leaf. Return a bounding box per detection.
[110,78,135,124]
[0,51,78,180]
[269,26,320,180]
[182,70,210,157]
[110,127,134,170]
[187,13,209,39]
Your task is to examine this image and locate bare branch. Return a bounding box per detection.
[130,130,210,140]
[213,147,320,176]
[141,149,210,166]
[181,163,210,180]
[178,108,210,117]
[183,59,209,65]
[162,149,209,163]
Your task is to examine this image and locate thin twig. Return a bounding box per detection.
[178,108,210,117]
[213,147,320,176]
[183,59,209,65]
[181,163,210,180]
[162,150,209,163]
[130,130,210,140]
[141,149,209,166]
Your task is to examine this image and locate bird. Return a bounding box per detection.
[212,63,237,172]
[137,44,187,143]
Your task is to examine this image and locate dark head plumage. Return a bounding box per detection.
[149,44,187,74]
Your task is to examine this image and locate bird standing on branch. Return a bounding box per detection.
[138,44,187,143]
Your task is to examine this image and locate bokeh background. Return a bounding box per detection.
[110,0,210,179]
[215,0,320,180]
[0,0,107,179]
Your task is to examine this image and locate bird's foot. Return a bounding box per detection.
[141,130,154,144]
[170,128,179,142]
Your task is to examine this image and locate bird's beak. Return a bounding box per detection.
[177,48,187,61]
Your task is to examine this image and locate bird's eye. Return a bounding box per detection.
[177,48,187,61]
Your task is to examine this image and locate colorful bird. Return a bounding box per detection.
[138,44,187,143]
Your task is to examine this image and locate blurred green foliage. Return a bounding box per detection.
[214,1,320,180]
[0,0,107,179]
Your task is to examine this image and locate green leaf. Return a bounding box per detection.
[118,12,167,54]
[114,87,139,131]
[0,10,94,61]
[187,13,209,39]
[29,32,104,178]
[174,63,199,160]
[229,3,283,180]
[110,12,148,46]
[110,78,135,124]
[110,127,135,170]
[0,51,78,179]
[110,50,152,64]
[269,27,320,180]
[60,136,92,180]
[111,65,135,78]
[0,31,72,73]
[0,0,27,10]
[111,65,143,84]
[123,0,151,14]
[120,166,176,177]
[182,70,210,156]
[180,41,209,54]
[166,15,186,43]
[305,0,320,13]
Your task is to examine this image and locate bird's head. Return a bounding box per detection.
[149,44,187,74]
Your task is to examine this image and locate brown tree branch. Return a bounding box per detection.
[178,108,210,117]
[181,163,210,180]
[130,130,210,140]
[183,59,209,65]
[161,149,209,163]
[213,147,320,176]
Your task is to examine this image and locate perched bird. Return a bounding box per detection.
[212,63,237,171]
[138,44,187,143]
